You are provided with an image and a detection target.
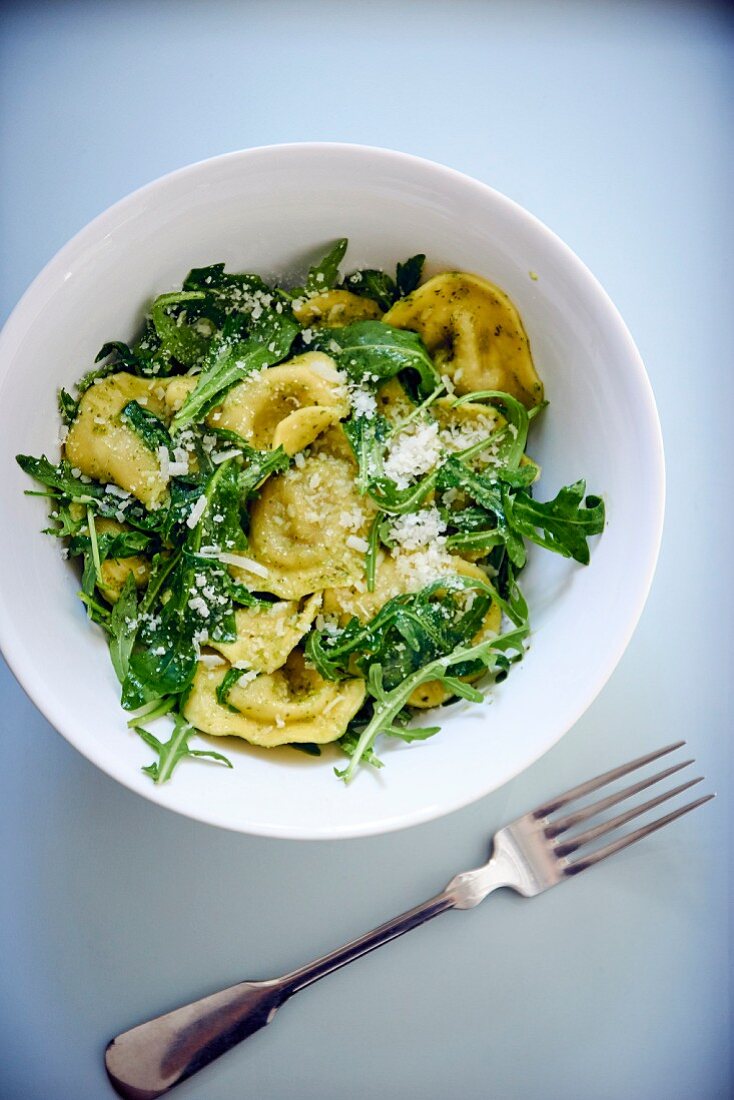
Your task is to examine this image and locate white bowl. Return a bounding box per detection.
[0,144,664,839]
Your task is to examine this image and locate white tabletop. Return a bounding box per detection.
[0,3,731,1098]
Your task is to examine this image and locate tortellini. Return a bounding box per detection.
[209,594,322,674]
[64,373,170,507]
[183,650,366,747]
[210,352,349,451]
[293,289,382,327]
[164,352,348,456]
[229,449,376,600]
[383,272,544,409]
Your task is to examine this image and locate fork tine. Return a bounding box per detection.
[545,759,693,837]
[553,777,703,857]
[532,741,686,818]
[564,794,715,875]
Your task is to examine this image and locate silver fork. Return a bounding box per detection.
[105,742,713,1099]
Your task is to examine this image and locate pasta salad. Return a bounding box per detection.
[17,240,604,784]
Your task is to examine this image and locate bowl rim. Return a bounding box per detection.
[0,141,665,839]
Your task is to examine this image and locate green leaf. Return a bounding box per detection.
[149,290,210,366]
[58,388,78,425]
[121,401,172,454]
[395,254,425,297]
[451,389,529,470]
[95,341,141,371]
[342,412,389,495]
[123,630,197,709]
[216,666,253,711]
[437,457,526,567]
[306,573,508,691]
[85,336,170,385]
[341,254,425,308]
[504,481,605,565]
[311,320,439,399]
[341,268,396,310]
[290,742,322,757]
[238,445,290,502]
[170,310,299,434]
[16,454,105,502]
[304,238,348,294]
[108,573,139,684]
[134,712,232,784]
[338,626,528,781]
[68,528,154,562]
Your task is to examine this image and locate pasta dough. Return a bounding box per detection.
[229,449,375,599]
[209,594,322,673]
[293,289,382,327]
[183,650,366,747]
[64,373,170,507]
[383,272,544,409]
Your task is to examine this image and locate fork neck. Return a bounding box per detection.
[279,891,455,997]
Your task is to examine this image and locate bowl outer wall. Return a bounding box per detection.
[0,143,664,838]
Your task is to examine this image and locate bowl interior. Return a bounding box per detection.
[0,145,663,837]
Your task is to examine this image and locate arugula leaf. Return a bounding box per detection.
[16,454,105,502]
[121,401,172,454]
[68,527,154,562]
[437,457,526,568]
[307,575,504,691]
[342,269,396,311]
[367,468,440,515]
[342,412,389,495]
[310,320,439,398]
[43,499,86,538]
[238,446,290,501]
[149,290,209,366]
[341,254,425,308]
[216,666,253,711]
[183,265,274,322]
[17,454,167,540]
[395,254,425,297]
[503,481,605,565]
[184,263,269,296]
[304,238,348,294]
[134,713,232,784]
[451,389,530,470]
[337,626,528,781]
[94,341,141,372]
[195,459,247,554]
[290,742,322,757]
[58,388,78,425]
[123,615,199,709]
[170,310,299,434]
[365,514,381,592]
[108,573,138,684]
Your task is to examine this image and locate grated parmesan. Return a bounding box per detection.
[217,552,270,578]
[199,653,226,669]
[211,448,241,465]
[186,495,208,529]
[156,446,170,482]
[390,507,447,551]
[384,420,442,488]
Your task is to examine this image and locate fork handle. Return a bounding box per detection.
[105,891,455,1099]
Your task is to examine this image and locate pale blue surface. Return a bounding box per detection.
[0,2,732,1098]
